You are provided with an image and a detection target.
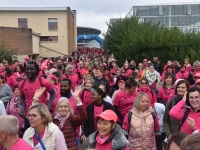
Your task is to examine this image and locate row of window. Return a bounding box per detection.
[131,4,200,17]
[18,18,58,30]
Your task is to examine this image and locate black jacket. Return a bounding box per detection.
[93,76,111,95]
[83,101,115,137]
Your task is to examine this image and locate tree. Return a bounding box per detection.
[104,16,200,66]
[0,39,18,64]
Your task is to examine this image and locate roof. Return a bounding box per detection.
[77,26,101,35]
[133,1,200,6]
[0,7,69,11]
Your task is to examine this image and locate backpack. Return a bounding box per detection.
[20,77,44,95]
[168,100,190,130]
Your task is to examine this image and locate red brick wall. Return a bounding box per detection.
[67,7,76,56]
[0,27,33,54]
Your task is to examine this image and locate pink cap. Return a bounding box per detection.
[118,80,125,84]
[24,56,30,61]
[95,110,117,123]
[47,75,57,81]
[194,73,200,77]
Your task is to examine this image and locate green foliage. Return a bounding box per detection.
[0,39,17,64]
[104,16,200,66]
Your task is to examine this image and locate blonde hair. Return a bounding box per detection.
[56,97,74,114]
[133,92,152,111]
[85,77,94,85]
[181,133,200,150]
[29,104,52,126]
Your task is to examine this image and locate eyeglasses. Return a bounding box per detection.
[189,96,200,101]
[59,106,68,109]
[141,82,148,85]
[28,114,37,119]
[194,77,200,80]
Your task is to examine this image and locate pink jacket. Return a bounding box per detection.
[176,71,189,80]
[169,100,200,134]
[6,96,24,128]
[158,86,174,103]
[125,69,132,77]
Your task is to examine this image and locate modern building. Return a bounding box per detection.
[77,26,103,48]
[0,7,77,61]
[126,2,200,32]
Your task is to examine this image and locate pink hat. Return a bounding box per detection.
[24,56,30,61]
[118,80,125,84]
[95,110,117,123]
[194,73,200,77]
[47,75,57,81]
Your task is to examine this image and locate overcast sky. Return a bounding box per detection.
[1,0,199,37]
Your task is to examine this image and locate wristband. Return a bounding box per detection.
[33,97,39,101]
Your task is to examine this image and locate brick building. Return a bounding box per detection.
[0,7,77,61]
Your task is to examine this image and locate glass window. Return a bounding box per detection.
[145,17,155,23]
[150,6,159,16]
[48,18,58,30]
[155,16,163,24]
[191,15,195,25]
[40,36,58,42]
[191,4,200,14]
[162,17,167,26]
[175,5,184,15]
[171,16,178,26]
[159,6,163,15]
[133,6,139,16]
[139,6,150,16]
[163,6,170,16]
[18,18,27,28]
[178,16,187,26]
[194,16,200,25]
[184,16,191,26]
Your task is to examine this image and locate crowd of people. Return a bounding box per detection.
[0,46,200,150]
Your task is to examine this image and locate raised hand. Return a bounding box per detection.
[34,87,47,99]
[71,86,82,99]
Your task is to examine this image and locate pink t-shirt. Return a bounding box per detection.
[33,132,44,146]
[94,104,104,130]
[10,139,33,150]
[79,90,92,108]
[19,78,53,114]
[6,75,17,89]
[114,90,138,118]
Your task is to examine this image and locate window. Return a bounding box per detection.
[48,18,58,30]
[40,36,58,42]
[18,18,27,28]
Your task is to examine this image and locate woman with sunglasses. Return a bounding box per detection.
[6,84,24,137]
[137,78,157,108]
[170,87,200,134]
[120,69,128,82]
[113,76,138,125]
[163,80,190,140]
[158,73,175,105]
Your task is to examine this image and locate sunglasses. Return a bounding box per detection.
[141,82,148,85]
